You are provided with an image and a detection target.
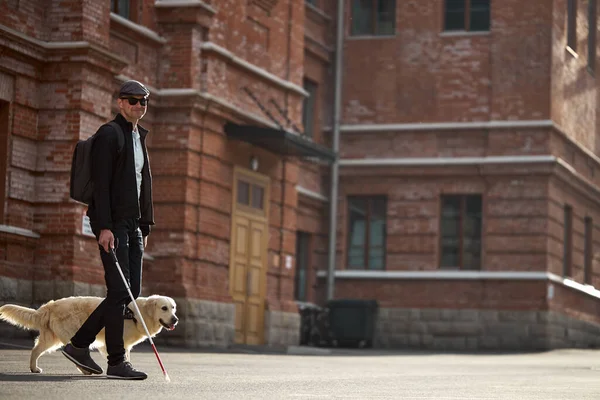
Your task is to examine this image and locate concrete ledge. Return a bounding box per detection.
[338,119,554,133]
[201,42,307,97]
[110,13,166,44]
[154,0,216,13]
[0,225,40,239]
[338,155,557,167]
[296,185,329,202]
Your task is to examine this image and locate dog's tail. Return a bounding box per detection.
[0,304,42,331]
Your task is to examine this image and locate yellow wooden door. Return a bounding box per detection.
[230,167,269,344]
[231,215,251,344]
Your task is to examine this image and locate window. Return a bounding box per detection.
[0,100,8,224]
[111,0,131,20]
[351,0,396,36]
[444,0,490,32]
[440,195,482,270]
[237,181,250,205]
[584,216,593,284]
[237,179,265,211]
[302,79,317,139]
[306,0,318,6]
[568,0,577,51]
[563,205,573,277]
[295,232,310,301]
[347,196,386,270]
[588,0,596,72]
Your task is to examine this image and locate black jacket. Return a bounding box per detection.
[86,113,155,236]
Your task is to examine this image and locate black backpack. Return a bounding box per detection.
[70,121,125,205]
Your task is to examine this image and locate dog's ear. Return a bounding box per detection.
[145,295,165,319]
[141,296,158,319]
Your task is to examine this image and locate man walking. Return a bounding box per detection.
[62,80,155,380]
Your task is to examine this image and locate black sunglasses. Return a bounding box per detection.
[120,97,148,106]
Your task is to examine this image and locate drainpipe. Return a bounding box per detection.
[278,0,293,303]
[326,0,344,301]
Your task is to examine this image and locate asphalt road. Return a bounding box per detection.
[1,341,600,399]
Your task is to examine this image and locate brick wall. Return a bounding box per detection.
[342,0,552,124]
[0,0,47,41]
[551,0,599,153]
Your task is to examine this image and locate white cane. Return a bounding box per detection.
[110,240,171,382]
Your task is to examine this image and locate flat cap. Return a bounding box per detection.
[119,80,150,97]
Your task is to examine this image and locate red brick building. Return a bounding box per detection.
[2,0,600,351]
[321,0,600,350]
[0,0,335,348]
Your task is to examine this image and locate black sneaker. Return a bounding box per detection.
[106,361,148,380]
[61,343,103,375]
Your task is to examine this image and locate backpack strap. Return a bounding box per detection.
[106,121,125,154]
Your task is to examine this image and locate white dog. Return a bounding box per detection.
[0,295,178,374]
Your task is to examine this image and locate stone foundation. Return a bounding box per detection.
[0,277,237,348]
[1,276,302,349]
[154,297,235,348]
[0,276,107,306]
[376,308,600,351]
[264,310,300,346]
[0,277,107,340]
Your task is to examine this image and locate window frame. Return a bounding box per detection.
[350,0,396,37]
[439,194,483,270]
[302,78,318,140]
[0,101,9,225]
[588,0,596,72]
[563,205,573,278]
[346,196,387,270]
[443,0,491,33]
[584,216,593,284]
[567,0,578,52]
[111,0,138,22]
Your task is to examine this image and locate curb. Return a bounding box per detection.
[286,345,333,355]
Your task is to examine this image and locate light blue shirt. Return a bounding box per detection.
[132,126,144,200]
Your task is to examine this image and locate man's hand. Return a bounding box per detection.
[143,236,148,248]
[99,229,115,253]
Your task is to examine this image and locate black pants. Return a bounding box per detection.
[70,218,144,366]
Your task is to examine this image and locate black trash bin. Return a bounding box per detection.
[326,299,378,348]
[298,303,331,346]
[298,303,320,346]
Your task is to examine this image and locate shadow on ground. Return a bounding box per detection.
[0,373,105,382]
